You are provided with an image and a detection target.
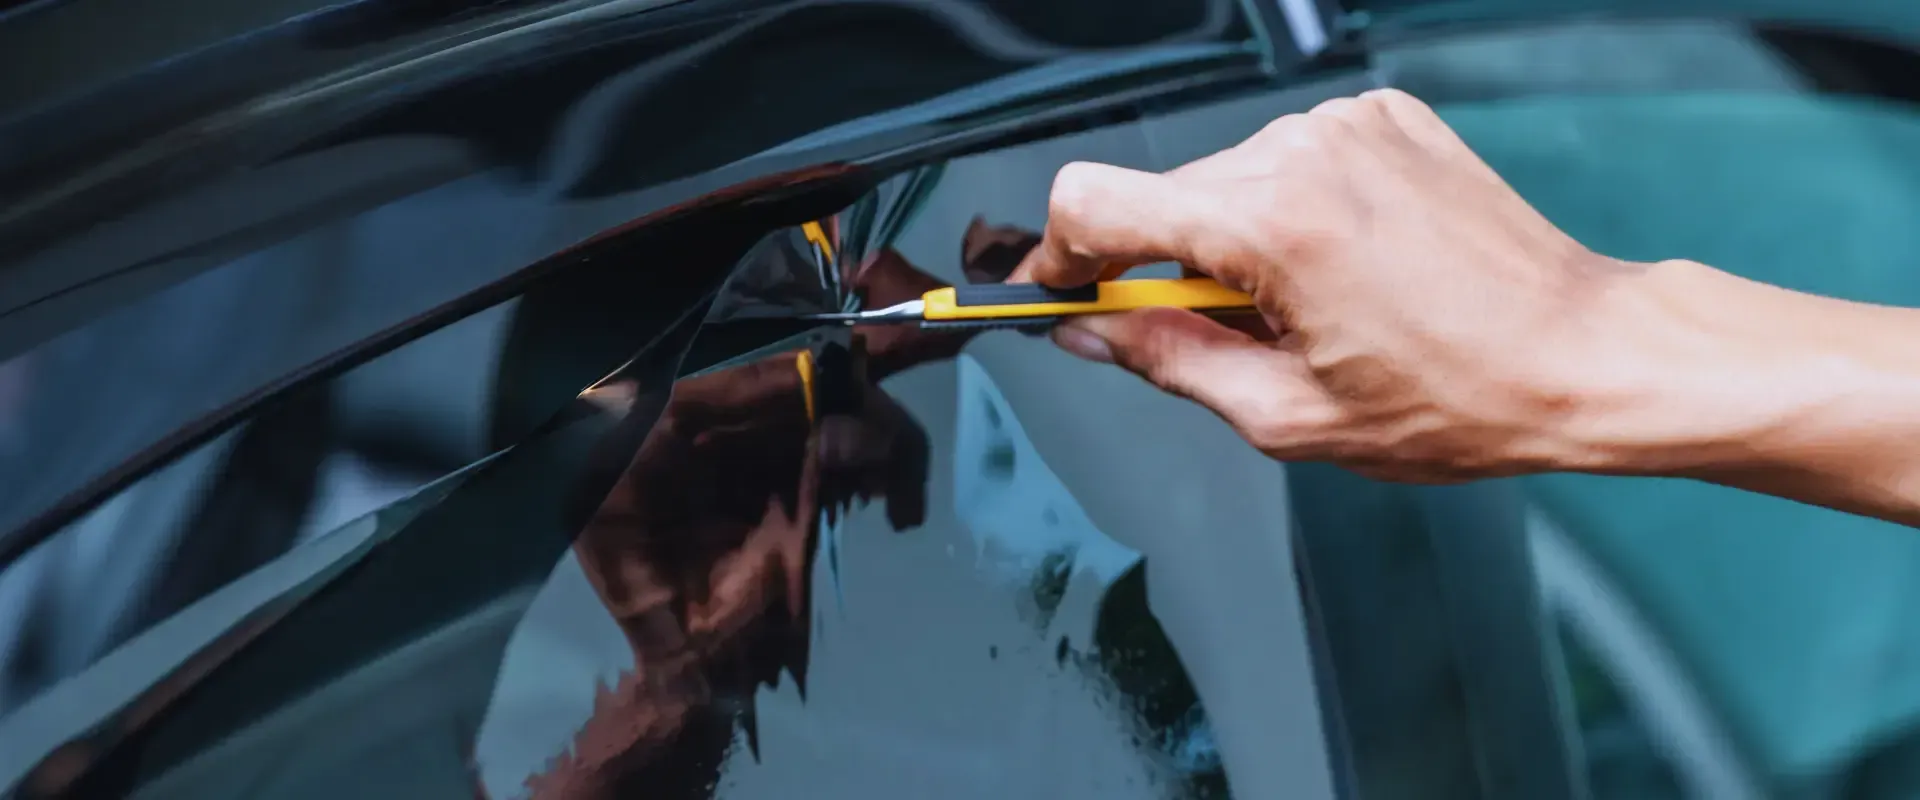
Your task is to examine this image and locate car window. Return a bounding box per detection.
[1,2,1315,795]
[0,185,767,796]
[0,119,1344,798]
[0,0,1279,569]
[0,295,516,718]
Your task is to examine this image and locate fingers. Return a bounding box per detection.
[1254,88,1460,160]
[1178,264,1279,341]
[1052,307,1322,435]
[1211,310,1280,342]
[1010,162,1222,287]
[1010,89,1454,293]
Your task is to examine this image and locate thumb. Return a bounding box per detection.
[1053,307,1321,435]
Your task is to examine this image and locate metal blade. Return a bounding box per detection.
[800,298,925,324]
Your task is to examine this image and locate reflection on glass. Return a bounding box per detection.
[1,2,1300,791]
[5,129,1269,797]
[478,219,1224,799]
[0,304,512,719]
[521,320,935,796]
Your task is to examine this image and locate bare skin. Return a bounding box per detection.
[1012,88,1920,527]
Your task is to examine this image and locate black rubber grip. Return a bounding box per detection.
[952,283,1098,307]
[921,316,1060,334]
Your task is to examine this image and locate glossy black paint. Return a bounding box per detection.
[0,0,1628,790]
[0,0,1347,797]
[0,121,1348,799]
[0,0,1285,566]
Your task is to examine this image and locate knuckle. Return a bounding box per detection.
[1314,94,1393,132]
[1309,95,1362,119]
[1252,112,1318,150]
[1362,88,1453,138]
[1130,321,1185,381]
[1254,111,1304,139]
[1268,218,1344,266]
[1237,417,1300,455]
[1276,117,1333,152]
[1064,238,1102,263]
[1048,161,1102,218]
[1360,87,1428,115]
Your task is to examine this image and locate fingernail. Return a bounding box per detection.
[1051,322,1113,363]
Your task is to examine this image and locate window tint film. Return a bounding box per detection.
[1,121,1338,799]
[0,1,1313,794]
[0,298,517,718]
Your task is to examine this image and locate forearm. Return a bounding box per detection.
[1570,260,1920,526]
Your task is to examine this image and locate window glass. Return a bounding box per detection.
[0,2,1308,793]
[0,173,554,568]
[0,291,516,719]
[1,123,1338,799]
[460,127,1307,800]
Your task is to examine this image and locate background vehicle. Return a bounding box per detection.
[4,1,1920,798]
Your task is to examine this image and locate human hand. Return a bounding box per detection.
[847,219,1054,372]
[1012,88,1724,482]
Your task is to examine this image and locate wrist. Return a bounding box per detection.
[1557,260,1920,508]
[1551,260,1847,474]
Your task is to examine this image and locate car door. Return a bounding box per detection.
[0,123,1346,800]
[11,2,1920,799]
[0,1,1357,797]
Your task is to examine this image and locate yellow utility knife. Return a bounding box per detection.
[803,278,1255,330]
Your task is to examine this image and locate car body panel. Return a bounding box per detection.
[1,121,1349,798]
[0,4,1355,796]
[1353,0,1920,41]
[0,0,1291,566]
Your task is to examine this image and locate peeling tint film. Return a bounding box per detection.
[7,108,1339,800]
[473,208,1228,799]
